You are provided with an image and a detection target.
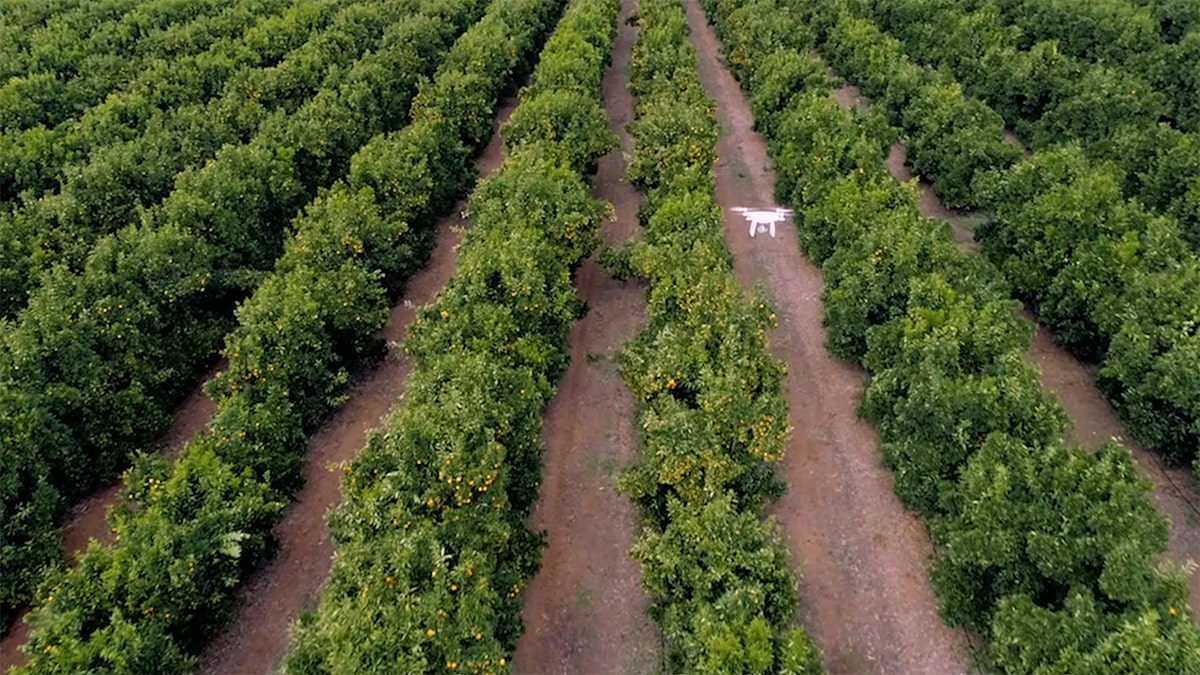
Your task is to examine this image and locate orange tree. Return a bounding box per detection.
[11,0,564,669]
[816,1,1200,478]
[0,0,242,132]
[701,0,1200,670]
[0,0,429,316]
[0,0,491,620]
[0,0,349,310]
[612,0,823,671]
[856,0,1200,249]
[283,0,616,671]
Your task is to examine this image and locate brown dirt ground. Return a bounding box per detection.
[852,83,1200,623]
[0,360,222,672]
[830,79,868,113]
[685,2,974,673]
[195,99,519,675]
[883,142,984,254]
[512,2,662,673]
[0,611,31,672]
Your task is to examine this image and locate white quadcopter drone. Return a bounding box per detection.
[732,207,793,238]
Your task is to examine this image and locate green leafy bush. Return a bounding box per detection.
[501,90,616,175]
[633,496,817,674]
[817,0,1200,472]
[932,434,1171,630]
[0,0,360,305]
[700,0,1200,670]
[620,1,823,671]
[12,0,546,665]
[20,446,282,674]
[283,0,614,671]
[0,0,489,618]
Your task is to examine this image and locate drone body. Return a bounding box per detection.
[732,207,793,237]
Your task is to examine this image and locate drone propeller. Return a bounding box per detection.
[732,206,792,215]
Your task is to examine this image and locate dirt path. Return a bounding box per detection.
[0,361,222,672]
[684,2,973,673]
[512,2,661,672]
[883,142,984,253]
[843,84,1200,620]
[195,99,518,675]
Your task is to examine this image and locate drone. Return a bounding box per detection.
[732,207,793,238]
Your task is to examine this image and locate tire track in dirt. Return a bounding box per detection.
[0,360,222,672]
[195,99,519,675]
[860,87,1200,617]
[682,2,972,673]
[512,1,662,671]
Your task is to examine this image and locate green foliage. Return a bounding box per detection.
[501,90,616,175]
[931,435,1169,629]
[521,26,608,98]
[703,0,1200,670]
[902,83,1021,208]
[1035,66,1166,147]
[1,228,225,612]
[283,0,615,671]
[19,447,282,674]
[411,0,563,149]
[974,143,1200,464]
[4,223,223,500]
[859,0,1200,253]
[0,0,274,134]
[211,263,387,430]
[1144,29,1200,133]
[768,91,893,219]
[626,95,719,195]
[619,1,823,671]
[402,160,605,385]
[0,388,64,615]
[977,147,1140,351]
[12,0,544,665]
[704,0,816,84]
[1108,125,1200,249]
[633,496,806,674]
[796,171,913,266]
[280,186,413,294]
[349,119,473,231]
[821,211,995,362]
[617,260,787,522]
[822,16,936,124]
[992,592,1200,675]
[157,137,304,272]
[0,0,339,247]
[1099,260,1200,467]
[285,355,549,674]
[993,0,1160,64]
[859,276,1065,516]
[0,0,459,318]
[746,49,833,135]
[0,0,491,620]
